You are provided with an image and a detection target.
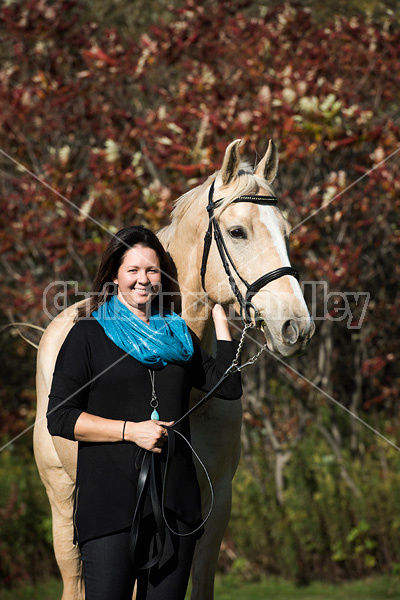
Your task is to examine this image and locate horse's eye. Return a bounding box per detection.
[229,227,247,240]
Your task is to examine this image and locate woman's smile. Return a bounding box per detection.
[133,286,148,294]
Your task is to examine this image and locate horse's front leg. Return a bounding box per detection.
[190,397,242,600]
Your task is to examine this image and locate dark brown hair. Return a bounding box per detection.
[75,226,179,320]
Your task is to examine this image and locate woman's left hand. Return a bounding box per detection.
[212,304,232,341]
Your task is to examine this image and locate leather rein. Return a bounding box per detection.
[200,180,299,324]
[130,323,256,571]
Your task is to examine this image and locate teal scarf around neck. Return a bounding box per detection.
[92,295,194,369]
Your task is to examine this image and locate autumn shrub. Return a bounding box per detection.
[1,0,400,586]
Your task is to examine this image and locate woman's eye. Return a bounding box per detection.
[229,227,247,240]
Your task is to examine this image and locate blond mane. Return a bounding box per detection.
[158,161,275,248]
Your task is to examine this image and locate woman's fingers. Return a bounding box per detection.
[129,420,174,453]
[211,303,232,341]
[212,303,227,318]
[151,420,174,452]
[156,420,174,439]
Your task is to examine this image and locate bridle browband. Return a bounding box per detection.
[200,180,300,324]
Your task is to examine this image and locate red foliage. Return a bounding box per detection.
[0,0,399,416]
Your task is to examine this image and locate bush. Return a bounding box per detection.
[0,436,57,589]
[227,429,400,582]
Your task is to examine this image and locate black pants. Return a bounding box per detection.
[80,520,197,600]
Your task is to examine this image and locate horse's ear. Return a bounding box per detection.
[255,139,279,183]
[220,139,241,186]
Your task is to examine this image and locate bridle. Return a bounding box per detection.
[200,180,300,324]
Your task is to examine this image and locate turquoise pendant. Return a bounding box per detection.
[151,409,160,420]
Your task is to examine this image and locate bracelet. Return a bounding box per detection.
[122,420,127,441]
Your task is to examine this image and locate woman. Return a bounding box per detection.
[47,225,241,600]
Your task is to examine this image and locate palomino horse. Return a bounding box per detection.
[34,139,314,600]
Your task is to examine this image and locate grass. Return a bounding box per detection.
[212,575,400,599]
[1,575,400,600]
[0,576,400,600]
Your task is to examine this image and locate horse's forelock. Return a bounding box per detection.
[215,162,275,218]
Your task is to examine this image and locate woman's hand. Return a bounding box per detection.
[124,420,174,454]
[212,303,232,341]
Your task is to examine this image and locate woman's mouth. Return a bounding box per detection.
[133,287,149,296]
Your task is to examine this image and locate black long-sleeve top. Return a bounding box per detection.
[47,317,242,546]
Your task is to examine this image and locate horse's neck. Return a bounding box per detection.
[158,192,214,348]
[176,285,214,351]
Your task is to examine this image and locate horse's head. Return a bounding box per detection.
[200,139,315,357]
[160,139,315,357]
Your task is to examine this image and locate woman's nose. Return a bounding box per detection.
[137,270,150,284]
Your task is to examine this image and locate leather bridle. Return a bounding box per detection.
[200,180,300,324]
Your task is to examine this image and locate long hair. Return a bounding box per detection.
[75,226,179,320]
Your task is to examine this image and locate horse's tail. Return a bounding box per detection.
[0,322,45,350]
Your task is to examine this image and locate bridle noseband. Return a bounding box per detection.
[200,180,300,324]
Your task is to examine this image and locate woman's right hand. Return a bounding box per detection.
[124,420,174,453]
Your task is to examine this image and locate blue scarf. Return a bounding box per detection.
[92,295,194,369]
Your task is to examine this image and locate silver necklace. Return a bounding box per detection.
[148,369,160,420]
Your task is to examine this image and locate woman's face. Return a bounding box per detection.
[113,245,162,318]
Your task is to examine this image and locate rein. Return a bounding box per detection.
[129,323,264,569]
[200,180,300,324]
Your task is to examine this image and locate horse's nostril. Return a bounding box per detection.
[281,319,299,344]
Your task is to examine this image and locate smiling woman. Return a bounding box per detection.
[46,225,242,600]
